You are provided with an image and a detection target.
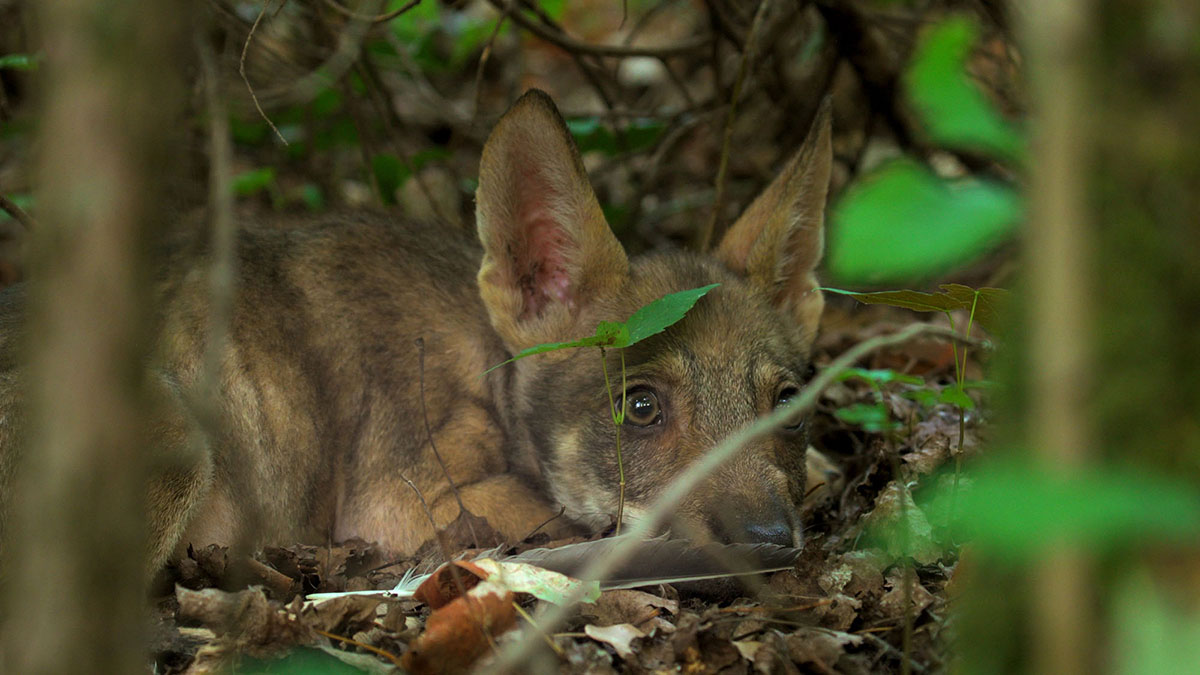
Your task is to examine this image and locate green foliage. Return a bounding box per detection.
[371,148,451,204]
[836,402,901,433]
[484,284,719,373]
[232,167,277,197]
[828,15,1024,285]
[0,53,40,71]
[828,160,1021,284]
[371,154,406,205]
[1113,571,1200,675]
[823,284,1009,335]
[232,647,368,674]
[906,17,1024,162]
[567,117,666,157]
[925,457,1200,563]
[388,0,502,71]
[835,368,923,433]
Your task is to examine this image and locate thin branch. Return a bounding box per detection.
[698,0,774,252]
[416,337,478,547]
[488,322,974,672]
[240,0,288,145]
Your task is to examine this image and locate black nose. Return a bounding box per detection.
[713,510,796,547]
[742,521,796,547]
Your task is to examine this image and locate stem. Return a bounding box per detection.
[600,348,627,535]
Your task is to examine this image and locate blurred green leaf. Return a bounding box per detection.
[230,116,270,146]
[928,457,1200,562]
[860,482,943,564]
[232,647,367,674]
[0,53,40,71]
[0,194,32,223]
[539,0,566,21]
[836,403,902,432]
[906,16,1024,162]
[903,389,940,407]
[823,284,1010,335]
[312,88,343,118]
[298,183,325,211]
[232,167,277,197]
[567,117,666,156]
[938,386,975,409]
[371,153,409,204]
[1113,570,1200,675]
[838,367,924,387]
[828,160,1022,284]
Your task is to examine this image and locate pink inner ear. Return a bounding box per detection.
[515,202,574,320]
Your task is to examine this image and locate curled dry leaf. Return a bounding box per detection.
[413,560,488,609]
[402,583,517,675]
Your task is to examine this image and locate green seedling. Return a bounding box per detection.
[485,283,720,534]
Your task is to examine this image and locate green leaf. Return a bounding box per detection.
[906,16,1025,162]
[928,457,1200,562]
[233,647,366,674]
[1113,570,1200,675]
[903,389,940,407]
[822,284,1010,334]
[836,403,901,433]
[828,160,1022,284]
[567,117,666,156]
[483,285,717,374]
[371,153,409,204]
[624,284,720,346]
[298,183,325,211]
[938,386,975,409]
[0,53,40,71]
[232,167,277,197]
[838,367,924,387]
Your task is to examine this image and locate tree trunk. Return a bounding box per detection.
[1,0,185,670]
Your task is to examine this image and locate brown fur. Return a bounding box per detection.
[0,90,835,569]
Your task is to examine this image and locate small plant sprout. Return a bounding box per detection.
[486,283,720,535]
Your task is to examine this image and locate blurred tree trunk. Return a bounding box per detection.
[959,1,1200,672]
[1,0,185,671]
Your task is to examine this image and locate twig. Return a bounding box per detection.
[471,10,511,132]
[313,628,404,668]
[321,0,421,23]
[521,505,567,540]
[240,0,289,145]
[416,337,478,547]
[487,322,973,673]
[698,0,773,252]
[0,193,36,231]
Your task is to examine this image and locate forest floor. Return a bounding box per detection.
[152,300,987,674]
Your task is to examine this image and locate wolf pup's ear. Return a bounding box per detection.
[476,89,629,351]
[716,100,832,347]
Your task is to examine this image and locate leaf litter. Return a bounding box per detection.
[153,307,985,673]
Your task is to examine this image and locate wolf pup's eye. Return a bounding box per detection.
[622,389,662,426]
[775,386,805,431]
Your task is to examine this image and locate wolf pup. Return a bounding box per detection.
[0,90,833,570]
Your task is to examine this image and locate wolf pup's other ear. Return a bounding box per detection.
[716,99,832,346]
[476,89,629,351]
